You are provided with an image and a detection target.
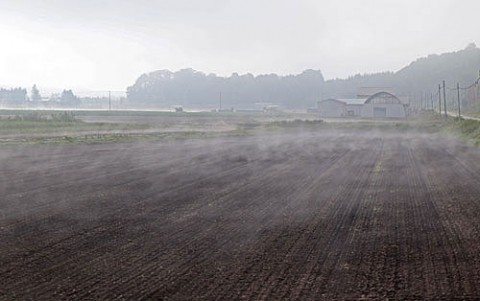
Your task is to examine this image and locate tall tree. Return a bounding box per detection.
[60,89,80,106]
[31,84,41,102]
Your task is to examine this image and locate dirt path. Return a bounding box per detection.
[1,130,480,300]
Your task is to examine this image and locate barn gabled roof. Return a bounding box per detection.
[339,98,367,105]
[318,98,347,105]
[364,92,402,104]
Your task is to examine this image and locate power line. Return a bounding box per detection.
[424,70,480,119]
[456,73,480,90]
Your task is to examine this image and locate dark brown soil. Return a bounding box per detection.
[1,130,480,300]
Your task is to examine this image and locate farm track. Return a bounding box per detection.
[2,130,480,300]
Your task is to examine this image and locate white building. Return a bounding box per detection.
[361,92,406,118]
[317,90,407,119]
[317,99,347,117]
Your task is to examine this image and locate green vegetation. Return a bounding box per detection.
[447,118,480,145]
[0,109,317,119]
[465,112,480,119]
[265,119,325,130]
[4,109,480,147]
[0,120,148,135]
[408,112,480,146]
[0,129,251,146]
[0,110,256,145]
[0,111,149,136]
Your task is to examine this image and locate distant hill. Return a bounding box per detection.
[127,44,480,109]
[322,43,480,100]
[126,68,325,109]
[396,43,480,93]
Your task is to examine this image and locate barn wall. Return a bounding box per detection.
[361,104,406,118]
[346,104,363,116]
[318,100,346,117]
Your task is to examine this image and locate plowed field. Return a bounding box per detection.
[2,129,480,300]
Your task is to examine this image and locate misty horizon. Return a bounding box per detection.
[3,2,480,299]
[1,0,479,91]
[1,43,478,97]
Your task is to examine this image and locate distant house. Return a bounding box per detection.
[318,88,407,119]
[317,99,348,117]
[340,99,365,117]
[263,105,280,112]
[173,105,183,112]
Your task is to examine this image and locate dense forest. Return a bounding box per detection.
[127,44,480,109]
[127,69,324,109]
[0,87,81,108]
[0,88,28,106]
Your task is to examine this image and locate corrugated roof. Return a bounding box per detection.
[338,98,367,105]
[318,98,347,104]
[357,87,396,98]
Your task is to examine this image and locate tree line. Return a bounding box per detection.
[127,44,480,109]
[2,44,479,110]
[0,86,80,107]
[127,68,325,109]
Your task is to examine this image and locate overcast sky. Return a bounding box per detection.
[0,0,478,92]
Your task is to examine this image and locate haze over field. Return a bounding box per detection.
[5,2,480,300]
[0,0,479,91]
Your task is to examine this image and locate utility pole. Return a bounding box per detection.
[423,91,426,110]
[219,92,222,112]
[420,91,423,110]
[438,84,442,114]
[457,82,461,118]
[109,91,112,111]
[426,91,429,110]
[431,92,434,112]
[425,92,428,110]
[476,70,480,108]
[426,91,430,110]
[428,92,430,111]
[443,80,447,119]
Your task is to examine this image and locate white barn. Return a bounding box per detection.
[361,92,406,118]
[317,91,407,119]
[343,99,365,117]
